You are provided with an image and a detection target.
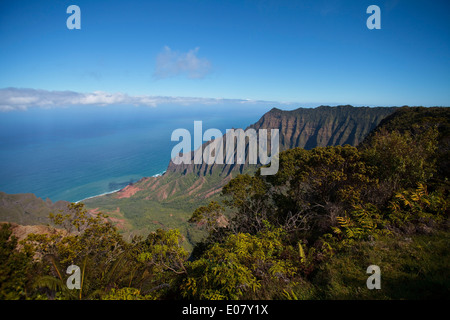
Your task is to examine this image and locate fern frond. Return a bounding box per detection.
[33,275,77,300]
[298,242,306,263]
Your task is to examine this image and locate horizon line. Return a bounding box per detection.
[0,87,447,112]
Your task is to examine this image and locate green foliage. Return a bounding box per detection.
[16,205,192,300]
[21,203,128,299]
[388,183,448,230]
[138,228,188,275]
[102,287,155,300]
[330,203,388,248]
[181,227,300,299]
[362,127,438,192]
[23,203,126,266]
[0,224,33,299]
[31,274,78,300]
[221,174,270,234]
[311,231,450,299]
[189,201,226,233]
[262,145,379,240]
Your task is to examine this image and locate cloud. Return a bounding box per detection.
[0,87,282,111]
[153,46,212,79]
[0,88,155,111]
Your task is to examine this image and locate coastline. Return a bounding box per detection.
[152,170,166,178]
[75,170,166,204]
[74,189,122,204]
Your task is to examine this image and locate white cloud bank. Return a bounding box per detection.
[153,46,212,79]
[0,88,278,111]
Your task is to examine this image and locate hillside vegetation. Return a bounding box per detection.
[1,106,448,300]
[0,192,70,226]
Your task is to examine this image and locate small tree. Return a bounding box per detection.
[362,127,438,194]
[221,174,270,234]
[181,226,299,300]
[22,203,127,299]
[189,201,226,234]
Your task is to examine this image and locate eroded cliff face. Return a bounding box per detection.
[166,105,397,177]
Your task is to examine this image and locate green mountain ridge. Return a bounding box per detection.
[166,105,397,176]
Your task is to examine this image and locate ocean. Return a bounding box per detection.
[0,104,270,202]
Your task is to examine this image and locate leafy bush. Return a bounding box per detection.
[388,183,448,232]
[181,226,300,299]
[0,224,33,299]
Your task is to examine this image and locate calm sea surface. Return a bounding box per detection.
[0,104,269,202]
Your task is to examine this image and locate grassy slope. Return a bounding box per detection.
[83,192,205,250]
[83,166,256,249]
[0,192,70,226]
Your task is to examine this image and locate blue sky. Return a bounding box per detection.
[0,0,449,108]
